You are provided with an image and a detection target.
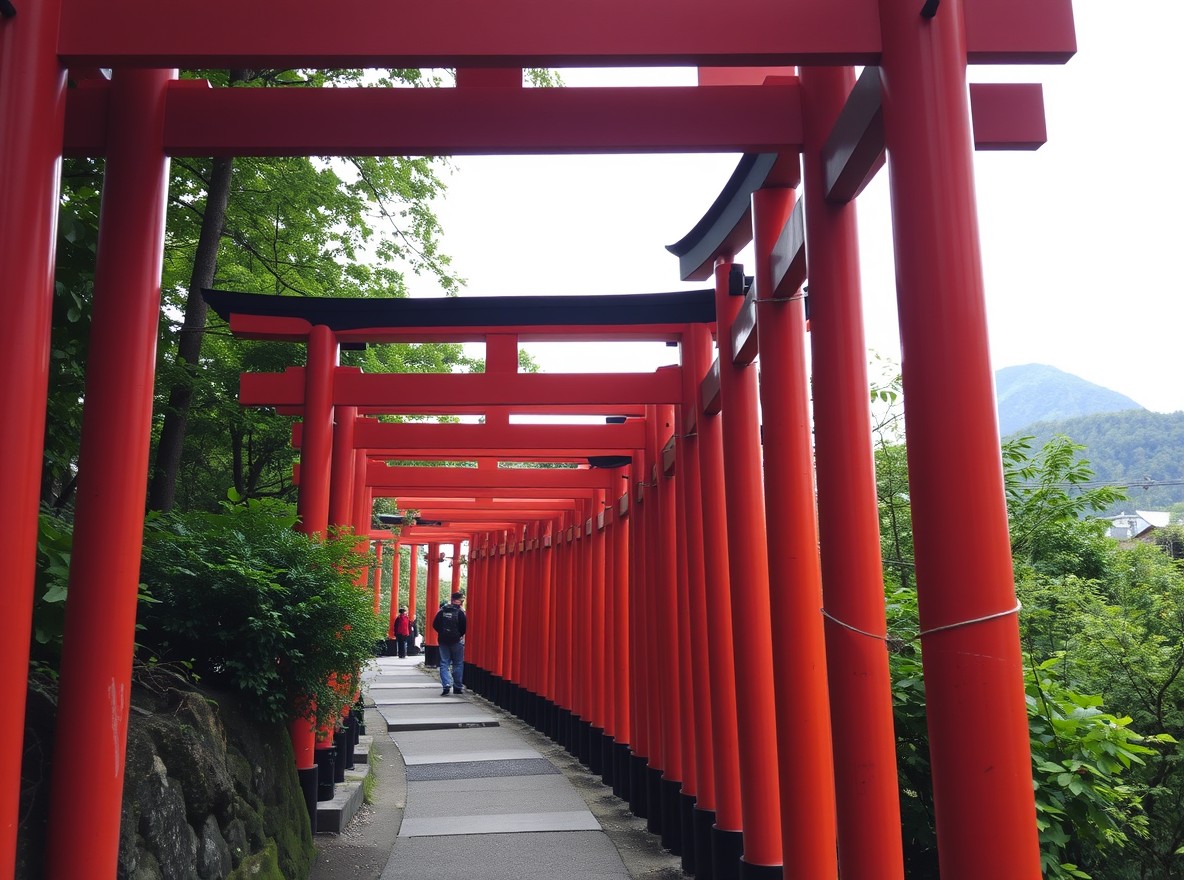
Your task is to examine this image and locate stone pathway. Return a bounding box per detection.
[368,656,635,880]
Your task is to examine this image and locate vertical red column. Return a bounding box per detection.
[691,319,746,880]
[801,64,904,880]
[0,2,67,868]
[640,414,665,833]
[372,540,384,615]
[388,546,402,639]
[407,544,420,645]
[654,404,684,853]
[491,533,508,681]
[678,335,717,876]
[536,525,555,704]
[296,327,336,543]
[576,501,594,748]
[600,507,617,761]
[751,187,838,876]
[425,543,442,664]
[328,406,357,530]
[878,3,1039,876]
[627,453,650,815]
[672,438,699,874]
[714,259,782,876]
[611,484,632,791]
[45,68,175,879]
[590,490,608,763]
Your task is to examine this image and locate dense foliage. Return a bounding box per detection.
[1010,410,1184,516]
[135,497,385,730]
[875,375,1184,878]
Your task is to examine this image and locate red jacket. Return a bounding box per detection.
[394,613,411,636]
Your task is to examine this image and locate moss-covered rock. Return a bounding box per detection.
[18,676,313,880]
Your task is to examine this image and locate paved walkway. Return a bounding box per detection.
[310,656,681,880]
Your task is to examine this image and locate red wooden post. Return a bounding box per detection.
[45,68,174,879]
[641,409,665,833]
[752,186,838,875]
[800,64,905,880]
[540,523,557,707]
[425,542,442,665]
[628,451,650,813]
[407,544,420,643]
[672,435,698,872]
[692,315,746,880]
[327,406,357,530]
[296,327,337,541]
[491,532,508,680]
[601,507,617,748]
[0,0,68,866]
[878,2,1040,875]
[372,540,384,616]
[590,491,608,745]
[388,546,402,639]
[611,485,632,771]
[654,403,684,852]
[576,501,594,737]
[714,258,782,875]
[678,333,718,872]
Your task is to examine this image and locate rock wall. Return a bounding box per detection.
[19,676,315,880]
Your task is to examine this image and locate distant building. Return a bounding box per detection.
[1105,509,1171,541]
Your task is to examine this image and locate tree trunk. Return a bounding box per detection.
[147,154,235,511]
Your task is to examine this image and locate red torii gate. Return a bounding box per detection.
[0,0,1078,877]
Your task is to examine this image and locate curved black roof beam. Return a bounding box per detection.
[666,152,800,282]
[202,288,715,330]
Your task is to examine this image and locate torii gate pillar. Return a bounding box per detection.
[45,67,174,880]
[879,1,1040,876]
[0,3,68,870]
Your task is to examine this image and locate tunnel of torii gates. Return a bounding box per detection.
[0,0,1079,877]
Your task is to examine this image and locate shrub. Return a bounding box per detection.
[137,496,384,731]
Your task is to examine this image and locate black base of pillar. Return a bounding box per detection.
[680,792,697,874]
[333,729,348,783]
[576,718,592,765]
[613,743,631,801]
[490,674,504,707]
[559,709,571,752]
[738,860,783,880]
[298,766,318,834]
[600,733,615,787]
[629,754,648,817]
[588,727,604,774]
[646,767,663,834]
[660,777,682,853]
[315,747,337,802]
[693,807,716,880]
[424,644,440,667]
[343,716,356,770]
[711,826,744,880]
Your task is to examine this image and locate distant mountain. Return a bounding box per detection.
[995,364,1144,436]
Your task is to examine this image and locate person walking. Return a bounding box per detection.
[393,606,411,659]
[432,592,467,696]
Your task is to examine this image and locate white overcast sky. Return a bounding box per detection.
[416,0,1183,415]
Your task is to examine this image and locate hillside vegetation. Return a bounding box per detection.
[1009,409,1184,514]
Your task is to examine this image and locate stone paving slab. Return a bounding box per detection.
[379,831,629,879]
[408,771,568,794]
[390,726,528,760]
[400,810,601,838]
[402,748,542,772]
[405,776,587,819]
[405,758,559,781]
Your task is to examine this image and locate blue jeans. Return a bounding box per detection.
[439,641,465,690]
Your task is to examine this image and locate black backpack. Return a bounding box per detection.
[437,605,461,643]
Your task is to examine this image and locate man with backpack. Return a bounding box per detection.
[432,592,467,696]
